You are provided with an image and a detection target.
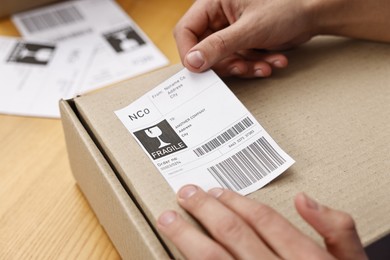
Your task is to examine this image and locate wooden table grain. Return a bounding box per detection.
[0,0,192,258]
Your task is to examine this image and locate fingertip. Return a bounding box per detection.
[302,192,320,210]
[254,66,272,77]
[185,50,206,71]
[263,54,289,69]
[251,61,272,78]
[227,61,272,78]
[178,184,199,200]
[272,56,288,68]
[294,192,307,214]
[294,192,305,207]
[229,67,242,76]
[227,63,249,77]
[253,69,265,77]
[208,187,224,198]
[295,192,321,225]
[294,193,366,259]
[272,59,287,68]
[158,210,177,227]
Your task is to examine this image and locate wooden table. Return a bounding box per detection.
[0,0,192,258]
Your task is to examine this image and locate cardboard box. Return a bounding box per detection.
[61,36,390,259]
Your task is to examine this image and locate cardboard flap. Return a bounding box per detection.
[60,100,171,259]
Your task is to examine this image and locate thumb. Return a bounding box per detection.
[184,20,252,72]
[294,192,368,260]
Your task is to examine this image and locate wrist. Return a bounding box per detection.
[303,0,346,36]
[304,0,390,42]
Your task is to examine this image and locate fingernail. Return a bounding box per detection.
[158,211,177,226]
[273,60,283,67]
[254,69,264,77]
[303,193,319,210]
[230,67,241,75]
[178,185,198,199]
[208,187,224,198]
[186,51,205,69]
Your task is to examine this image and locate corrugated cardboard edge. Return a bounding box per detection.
[60,99,171,260]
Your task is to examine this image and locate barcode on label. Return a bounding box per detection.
[207,137,286,191]
[19,5,84,33]
[193,116,253,157]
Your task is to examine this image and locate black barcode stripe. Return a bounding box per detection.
[258,137,286,165]
[193,116,253,157]
[20,6,84,33]
[208,137,286,191]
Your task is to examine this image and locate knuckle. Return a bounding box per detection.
[250,203,275,227]
[335,211,356,231]
[325,210,357,245]
[172,18,187,39]
[173,22,182,35]
[214,215,244,239]
[173,27,178,38]
[208,34,228,55]
[173,25,182,39]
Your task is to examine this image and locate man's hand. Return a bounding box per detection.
[174,0,390,78]
[157,185,368,259]
[174,0,314,77]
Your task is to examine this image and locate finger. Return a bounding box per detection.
[183,17,257,72]
[177,185,277,260]
[236,49,288,65]
[174,0,229,66]
[174,2,209,64]
[157,210,233,260]
[212,55,273,78]
[208,188,334,260]
[295,193,368,260]
[261,53,288,68]
[212,52,288,78]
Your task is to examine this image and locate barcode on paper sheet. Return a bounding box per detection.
[193,116,254,157]
[208,137,286,191]
[19,5,84,33]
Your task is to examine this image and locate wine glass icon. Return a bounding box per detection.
[145,126,171,148]
[114,31,138,52]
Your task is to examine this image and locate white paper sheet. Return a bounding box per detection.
[12,0,169,93]
[0,36,92,117]
[115,69,295,195]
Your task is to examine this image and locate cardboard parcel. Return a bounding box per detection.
[61,36,390,259]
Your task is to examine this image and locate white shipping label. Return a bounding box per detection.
[12,0,168,93]
[0,36,92,118]
[115,69,295,195]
